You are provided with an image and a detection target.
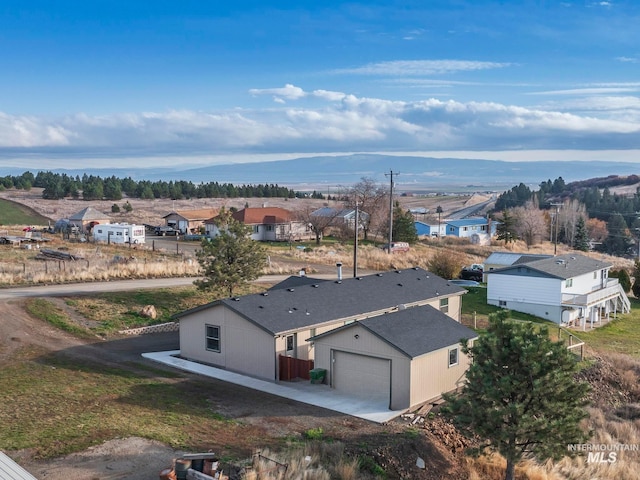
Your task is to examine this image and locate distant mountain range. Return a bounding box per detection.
[2,154,638,192]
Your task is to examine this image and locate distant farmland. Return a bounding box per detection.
[0,198,50,226]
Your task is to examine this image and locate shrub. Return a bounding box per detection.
[111,203,120,213]
[427,248,466,279]
[610,269,632,293]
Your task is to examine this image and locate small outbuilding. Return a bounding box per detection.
[68,207,111,231]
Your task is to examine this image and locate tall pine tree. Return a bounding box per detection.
[194,208,267,297]
[573,216,590,251]
[443,311,589,480]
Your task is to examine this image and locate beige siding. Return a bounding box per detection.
[313,325,411,410]
[416,294,462,322]
[409,346,471,409]
[180,306,276,380]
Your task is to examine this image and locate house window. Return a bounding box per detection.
[205,325,221,352]
[448,347,459,367]
[449,227,454,232]
[439,298,449,313]
[463,227,468,231]
[499,300,507,307]
[116,231,122,236]
[566,278,573,288]
[252,225,259,233]
[481,225,486,231]
[594,272,597,279]
[97,229,103,234]
[266,225,273,232]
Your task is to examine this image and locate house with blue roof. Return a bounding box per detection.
[445,217,497,239]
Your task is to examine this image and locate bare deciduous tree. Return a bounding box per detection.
[512,201,547,249]
[345,177,389,241]
[295,204,340,245]
[557,199,587,245]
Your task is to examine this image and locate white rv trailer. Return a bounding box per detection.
[93,223,146,244]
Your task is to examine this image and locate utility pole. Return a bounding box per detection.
[385,170,398,253]
[551,203,562,255]
[353,203,359,277]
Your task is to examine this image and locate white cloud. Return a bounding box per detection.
[332,60,512,76]
[249,84,306,101]
[617,56,639,63]
[528,87,640,96]
[1,87,639,157]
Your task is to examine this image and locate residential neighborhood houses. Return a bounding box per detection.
[414,216,497,245]
[486,253,631,329]
[204,206,314,242]
[175,267,476,411]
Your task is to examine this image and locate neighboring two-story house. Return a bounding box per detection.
[487,253,630,329]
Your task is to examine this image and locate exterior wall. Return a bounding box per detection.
[488,273,561,306]
[563,269,608,295]
[180,306,276,380]
[488,273,564,322]
[416,295,462,322]
[93,224,145,244]
[409,345,471,408]
[313,325,411,410]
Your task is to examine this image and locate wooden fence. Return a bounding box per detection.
[278,355,314,381]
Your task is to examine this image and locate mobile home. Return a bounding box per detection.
[93,223,146,244]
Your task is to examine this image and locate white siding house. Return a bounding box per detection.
[487,253,630,328]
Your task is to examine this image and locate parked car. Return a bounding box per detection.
[154,226,179,236]
[459,264,484,282]
[381,241,410,253]
[448,279,481,287]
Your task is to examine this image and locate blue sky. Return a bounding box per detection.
[1,0,640,169]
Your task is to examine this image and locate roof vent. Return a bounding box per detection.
[412,267,418,270]
[396,270,402,274]
[398,304,407,310]
[376,273,383,277]
[261,292,269,296]
[356,277,363,280]
[335,280,342,284]
[233,297,240,301]
[397,283,403,287]
[556,259,565,265]
[312,284,319,288]
[287,288,295,292]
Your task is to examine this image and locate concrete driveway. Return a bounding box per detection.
[143,350,406,423]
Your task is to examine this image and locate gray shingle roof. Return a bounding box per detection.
[267,275,329,291]
[492,253,612,279]
[175,267,465,335]
[313,305,477,358]
[69,207,110,221]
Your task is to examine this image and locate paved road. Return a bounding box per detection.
[0,272,361,299]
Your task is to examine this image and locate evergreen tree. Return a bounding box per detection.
[573,216,590,251]
[122,201,133,212]
[633,260,640,298]
[603,213,631,256]
[194,209,267,297]
[496,210,518,245]
[609,269,632,293]
[442,311,590,480]
[391,201,418,243]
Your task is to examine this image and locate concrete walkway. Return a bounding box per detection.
[142,350,406,423]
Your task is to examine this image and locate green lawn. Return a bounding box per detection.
[462,287,640,357]
[578,297,640,357]
[0,198,50,226]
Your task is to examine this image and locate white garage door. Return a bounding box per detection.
[333,351,390,406]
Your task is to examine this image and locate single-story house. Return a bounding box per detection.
[310,305,476,410]
[482,251,553,282]
[445,217,497,239]
[205,207,314,242]
[68,207,111,231]
[310,207,370,230]
[163,209,218,234]
[414,221,446,238]
[175,267,472,410]
[487,253,630,328]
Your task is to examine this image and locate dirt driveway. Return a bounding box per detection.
[1,294,466,480]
